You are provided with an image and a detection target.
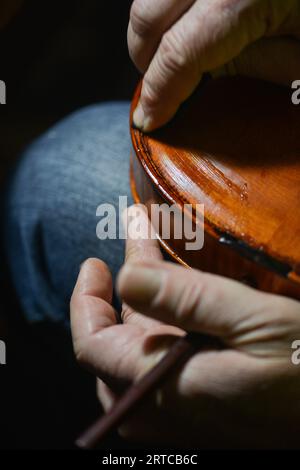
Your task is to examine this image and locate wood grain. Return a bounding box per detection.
[130,77,300,299]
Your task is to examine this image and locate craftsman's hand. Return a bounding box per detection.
[129,0,300,131]
[71,207,300,448]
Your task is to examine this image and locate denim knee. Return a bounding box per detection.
[4,102,131,324]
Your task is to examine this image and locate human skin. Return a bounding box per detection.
[71,1,300,448]
[128,0,300,132]
[71,207,300,448]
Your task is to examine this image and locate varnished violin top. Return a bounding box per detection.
[130,77,300,283]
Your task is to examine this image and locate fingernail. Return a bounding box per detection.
[118,265,162,306]
[133,102,152,132]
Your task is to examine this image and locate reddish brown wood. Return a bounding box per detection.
[130,77,300,300]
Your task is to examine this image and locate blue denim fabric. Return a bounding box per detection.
[4,102,132,325]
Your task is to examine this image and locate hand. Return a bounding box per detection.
[71,207,300,448]
[128,0,300,132]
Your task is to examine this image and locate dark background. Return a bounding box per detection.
[0,0,139,449]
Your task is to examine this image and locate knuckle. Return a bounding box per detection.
[153,270,204,326]
[159,31,189,72]
[73,337,89,368]
[141,32,188,110]
[266,296,299,327]
[125,243,141,262]
[172,276,205,325]
[121,304,134,323]
[130,0,153,38]
[141,75,161,109]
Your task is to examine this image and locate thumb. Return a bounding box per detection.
[117,259,270,339]
[117,260,300,358]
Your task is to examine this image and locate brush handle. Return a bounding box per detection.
[76,332,223,449]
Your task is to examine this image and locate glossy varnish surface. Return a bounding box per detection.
[131,77,300,287]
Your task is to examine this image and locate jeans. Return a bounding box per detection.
[4,102,132,326]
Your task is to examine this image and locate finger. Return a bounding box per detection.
[133,0,291,132]
[117,259,298,349]
[70,258,139,385]
[76,321,182,390]
[98,348,292,448]
[155,349,293,448]
[97,373,200,446]
[71,260,182,386]
[117,259,255,337]
[71,258,115,340]
[97,379,116,412]
[123,204,163,264]
[122,204,163,327]
[213,37,300,86]
[128,0,195,73]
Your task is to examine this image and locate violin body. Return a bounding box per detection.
[130,77,300,300]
